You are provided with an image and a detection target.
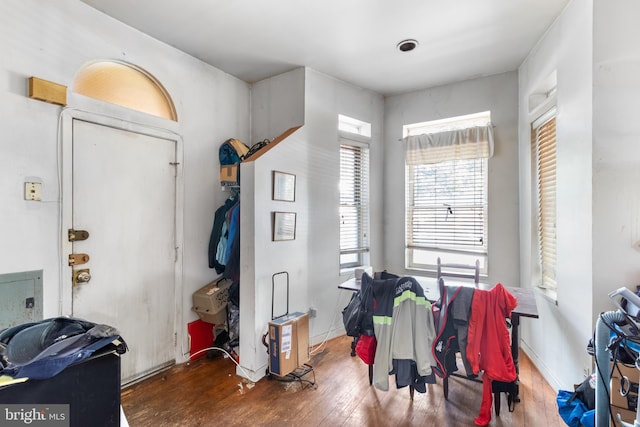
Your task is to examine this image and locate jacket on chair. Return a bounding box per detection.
[466,283,518,426]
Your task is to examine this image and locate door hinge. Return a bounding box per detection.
[174,332,178,347]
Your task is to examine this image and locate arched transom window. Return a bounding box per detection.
[73,61,177,121]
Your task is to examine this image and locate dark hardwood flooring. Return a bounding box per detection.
[121,335,563,426]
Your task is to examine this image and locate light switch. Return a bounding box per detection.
[24,182,42,201]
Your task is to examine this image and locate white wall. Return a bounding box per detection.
[250,68,305,143]
[0,0,250,361]
[239,68,384,380]
[303,68,385,340]
[592,1,640,316]
[383,71,521,287]
[518,0,594,389]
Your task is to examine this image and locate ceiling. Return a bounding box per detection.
[80,0,569,96]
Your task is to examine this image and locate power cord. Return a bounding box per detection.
[189,346,253,380]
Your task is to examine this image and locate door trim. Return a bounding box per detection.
[60,105,184,366]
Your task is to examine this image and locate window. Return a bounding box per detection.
[339,142,370,269]
[73,61,177,121]
[338,114,371,138]
[403,112,492,272]
[532,108,557,294]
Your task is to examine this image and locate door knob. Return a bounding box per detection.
[73,268,91,286]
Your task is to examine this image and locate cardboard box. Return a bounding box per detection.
[192,278,232,325]
[611,362,640,411]
[268,312,310,377]
[611,405,637,426]
[220,164,239,186]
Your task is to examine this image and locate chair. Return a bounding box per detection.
[435,258,515,416]
[436,257,479,289]
[434,257,480,401]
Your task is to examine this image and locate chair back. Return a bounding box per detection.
[436,257,480,287]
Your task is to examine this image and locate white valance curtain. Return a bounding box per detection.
[402,124,494,165]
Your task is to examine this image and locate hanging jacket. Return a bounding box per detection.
[369,274,437,392]
[432,284,475,379]
[466,283,518,426]
[208,196,237,272]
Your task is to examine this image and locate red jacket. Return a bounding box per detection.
[466,283,518,426]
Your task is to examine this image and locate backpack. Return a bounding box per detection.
[341,273,374,337]
[219,138,249,186]
[244,139,270,161]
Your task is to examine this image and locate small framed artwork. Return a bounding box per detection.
[272,171,296,202]
[272,211,296,241]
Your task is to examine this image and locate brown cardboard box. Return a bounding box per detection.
[611,362,639,411]
[192,278,233,325]
[610,405,636,426]
[268,312,310,377]
[220,164,239,186]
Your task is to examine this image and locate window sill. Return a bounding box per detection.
[340,266,361,278]
[534,285,558,306]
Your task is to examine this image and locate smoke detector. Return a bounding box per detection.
[397,39,419,52]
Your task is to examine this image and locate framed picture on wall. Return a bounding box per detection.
[272,171,296,202]
[272,211,296,241]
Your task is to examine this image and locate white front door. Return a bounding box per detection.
[69,117,178,384]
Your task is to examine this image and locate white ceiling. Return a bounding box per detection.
[81,0,569,96]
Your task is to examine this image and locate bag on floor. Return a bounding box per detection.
[556,389,588,427]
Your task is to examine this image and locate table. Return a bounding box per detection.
[339,277,539,409]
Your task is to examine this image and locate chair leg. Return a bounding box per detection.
[368,364,373,385]
[494,392,501,416]
[410,385,415,401]
[443,375,449,400]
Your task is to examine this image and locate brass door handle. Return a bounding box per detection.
[73,269,91,286]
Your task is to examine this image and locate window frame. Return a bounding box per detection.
[405,157,489,273]
[531,107,557,299]
[403,112,491,274]
[339,138,370,271]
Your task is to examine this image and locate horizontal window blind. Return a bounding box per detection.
[407,158,487,252]
[534,116,557,290]
[340,144,369,266]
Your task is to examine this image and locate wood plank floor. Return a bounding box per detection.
[121,335,563,426]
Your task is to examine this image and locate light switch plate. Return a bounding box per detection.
[25,182,42,201]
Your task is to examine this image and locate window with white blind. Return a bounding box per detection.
[403,111,491,272]
[339,142,370,269]
[532,109,557,294]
